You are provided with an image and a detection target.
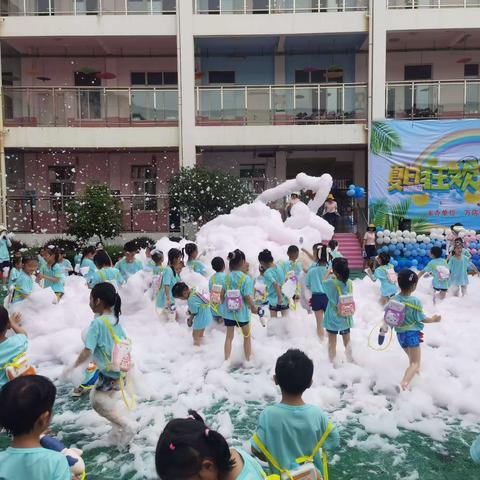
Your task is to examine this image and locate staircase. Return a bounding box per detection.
[334,233,364,270]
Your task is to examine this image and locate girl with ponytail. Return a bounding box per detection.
[37,245,65,300]
[155,410,264,480]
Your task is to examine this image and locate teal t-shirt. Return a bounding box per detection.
[263,265,288,307]
[187,259,207,277]
[156,266,181,308]
[0,334,28,388]
[0,237,11,262]
[305,264,327,294]
[279,260,302,278]
[424,258,450,290]
[144,259,156,272]
[40,263,64,294]
[390,294,426,333]
[0,447,70,480]
[250,403,340,477]
[7,267,21,289]
[448,255,470,286]
[89,267,125,289]
[74,253,82,266]
[373,264,398,298]
[187,290,213,331]
[235,448,265,480]
[80,258,97,283]
[223,270,254,323]
[84,314,127,379]
[209,272,227,318]
[58,259,73,276]
[12,271,34,304]
[115,258,143,281]
[471,435,480,464]
[323,279,354,332]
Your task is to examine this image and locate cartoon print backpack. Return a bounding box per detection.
[384,299,423,328]
[336,281,355,317]
[386,267,398,284]
[210,275,223,305]
[2,353,36,382]
[225,274,246,312]
[436,265,450,281]
[102,317,132,373]
[282,270,298,299]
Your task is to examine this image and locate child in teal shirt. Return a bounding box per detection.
[209,256,227,321]
[7,256,22,290]
[185,242,207,277]
[251,349,339,479]
[11,257,38,304]
[115,241,143,281]
[419,246,450,301]
[156,248,183,321]
[471,435,480,464]
[0,376,71,480]
[38,246,65,299]
[89,250,124,290]
[366,252,398,304]
[448,243,478,297]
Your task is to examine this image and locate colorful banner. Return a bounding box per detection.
[369,120,480,232]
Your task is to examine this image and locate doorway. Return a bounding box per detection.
[74,71,102,120]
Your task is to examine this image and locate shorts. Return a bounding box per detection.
[311,293,328,312]
[0,261,10,271]
[326,328,351,336]
[396,330,424,349]
[434,288,448,292]
[365,245,377,259]
[269,304,289,312]
[224,319,249,328]
[95,373,122,392]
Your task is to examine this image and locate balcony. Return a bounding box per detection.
[386,80,480,119]
[387,0,480,8]
[196,83,368,126]
[194,0,367,14]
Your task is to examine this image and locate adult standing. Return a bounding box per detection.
[363,224,377,268]
[322,194,339,228]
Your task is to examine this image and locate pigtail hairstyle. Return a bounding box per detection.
[316,244,328,265]
[227,249,246,270]
[332,257,349,284]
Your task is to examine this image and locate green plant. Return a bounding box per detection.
[65,184,123,244]
[44,237,79,252]
[371,121,402,157]
[130,236,156,249]
[104,245,124,264]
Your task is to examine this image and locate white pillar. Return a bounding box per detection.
[370,0,387,121]
[176,0,197,167]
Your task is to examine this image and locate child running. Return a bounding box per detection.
[251,349,339,479]
[155,410,264,480]
[172,282,213,346]
[156,248,183,320]
[305,244,329,339]
[209,256,226,323]
[448,242,478,297]
[115,241,143,282]
[0,376,71,480]
[38,246,65,300]
[323,257,355,364]
[365,252,398,305]
[418,246,450,301]
[185,243,207,277]
[389,269,441,390]
[11,256,38,305]
[80,246,97,284]
[89,250,125,290]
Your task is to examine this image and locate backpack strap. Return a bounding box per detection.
[1,352,27,371]
[101,316,121,345]
[335,280,352,296]
[251,434,287,477]
[403,302,423,313]
[98,270,106,282]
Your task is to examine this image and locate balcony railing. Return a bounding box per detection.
[195,0,367,14]
[195,83,368,125]
[387,0,480,8]
[386,80,480,119]
[1,0,176,16]
[3,87,179,127]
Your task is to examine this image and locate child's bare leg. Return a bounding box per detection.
[192,330,203,347]
[241,324,251,361]
[400,347,421,390]
[269,309,277,319]
[452,286,460,297]
[439,290,447,300]
[461,285,467,297]
[314,310,325,339]
[281,309,289,318]
[342,333,353,362]
[224,326,235,360]
[328,332,337,363]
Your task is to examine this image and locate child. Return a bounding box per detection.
[11,256,38,305]
[327,239,342,262]
[365,252,398,305]
[323,257,354,364]
[80,246,97,284]
[155,410,264,480]
[156,248,183,319]
[115,241,143,282]
[184,243,207,277]
[280,245,302,302]
[143,242,156,272]
[223,249,261,362]
[89,250,124,290]
[209,256,226,323]
[172,282,213,347]
[0,226,11,290]
[7,255,22,290]
[95,242,104,251]
[258,249,289,318]
[251,349,339,479]
[0,308,29,389]
[58,249,73,277]
[37,247,47,270]
[73,248,82,273]
[419,246,450,301]
[390,269,441,390]
[448,242,478,297]
[305,244,329,339]
[38,246,65,300]
[363,224,377,269]
[0,376,71,480]
[71,283,135,444]
[148,250,165,299]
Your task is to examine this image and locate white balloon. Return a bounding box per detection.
[377,237,384,244]
[383,230,391,236]
[377,231,384,238]
[391,238,398,244]
[384,237,391,244]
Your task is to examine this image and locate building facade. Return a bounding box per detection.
[1,0,480,232]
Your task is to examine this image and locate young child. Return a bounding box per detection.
[80,246,97,284]
[172,282,213,347]
[58,249,73,277]
[209,256,226,323]
[7,255,22,290]
[115,241,143,282]
[223,249,261,362]
[0,376,71,480]
[184,243,207,277]
[89,250,125,290]
[143,242,156,272]
[390,269,441,390]
[74,247,83,274]
[418,246,450,301]
[156,248,183,319]
[365,252,398,305]
[11,256,38,305]
[251,349,339,479]
[258,249,289,318]
[38,246,65,300]
[0,226,12,290]
[155,410,264,480]
[72,282,135,444]
[280,245,302,303]
[323,257,354,364]
[448,242,478,297]
[0,308,29,389]
[305,244,329,339]
[327,239,342,262]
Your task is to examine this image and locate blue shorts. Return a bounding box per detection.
[396,330,422,349]
[311,293,328,312]
[326,328,350,336]
[224,319,249,328]
[269,304,289,312]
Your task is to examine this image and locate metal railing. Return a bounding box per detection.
[195,0,367,14]
[1,0,176,15]
[387,0,480,8]
[386,79,480,119]
[195,83,368,125]
[3,86,179,127]
[6,194,174,233]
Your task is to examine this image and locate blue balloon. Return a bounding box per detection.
[394,249,401,256]
[346,189,355,197]
[349,184,355,190]
[392,259,398,266]
[404,251,411,257]
[412,249,418,256]
[412,259,419,266]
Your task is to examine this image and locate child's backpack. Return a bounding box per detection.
[254,281,267,304]
[336,281,355,317]
[210,275,223,305]
[436,265,450,281]
[384,299,423,328]
[282,270,298,299]
[3,353,36,382]
[102,317,132,373]
[385,267,398,284]
[225,274,246,312]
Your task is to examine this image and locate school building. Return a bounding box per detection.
[1,0,480,234]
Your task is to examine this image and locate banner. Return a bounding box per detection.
[369,120,480,232]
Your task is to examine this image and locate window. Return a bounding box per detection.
[5,152,25,190]
[295,69,333,84]
[240,164,266,193]
[163,72,178,85]
[131,166,157,211]
[465,64,479,78]
[208,71,235,84]
[131,72,178,86]
[49,166,75,211]
[404,65,432,81]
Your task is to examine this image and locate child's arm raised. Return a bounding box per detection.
[323,268,334,282]
[9,313,27,337]
[301,247,315,262]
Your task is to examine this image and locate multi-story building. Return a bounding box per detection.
[1,0,480,233]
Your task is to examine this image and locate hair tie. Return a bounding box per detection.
[205,429,210,437]
[169,443,175,451]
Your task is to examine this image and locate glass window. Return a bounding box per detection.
[131,166,157,211]
[163,72,178,85]
[48,166,75,212]
[404,65,432,81]
[131,72,147,85]
[465,64,479,78]
[147,72,163,86]
[295,70,309,84]
[208,71,235,84]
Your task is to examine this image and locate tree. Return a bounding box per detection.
[168,167,255,225]
[65,184,123,243]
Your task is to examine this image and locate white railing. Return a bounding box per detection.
[3,86,179,126]
[387,0,480,8]
[386,79,480,119]
[195,83,367,125]
[1,0,176,16]
[194,0,367,14]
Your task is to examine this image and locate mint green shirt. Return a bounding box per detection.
[0,447,70,480]
[323,279,354,332]
[115,258,143,281]
[391,294,426,333]
[80,258,97,283]
[223,271,254,323]
[471,435,480,464]
[12,271,34,304]
[40,263,64,294]
[156,266,181,308]
[424,258,449,290]
[187,259,207,277]
[263,265,288,307]
[0,237,11,262]
[373,264,398,298]
[209,272,227,318]
[0,334,28,388]
[89,267,125,289]
[305,264,327,294]
[235,448,265,480]
[7,267,21,289]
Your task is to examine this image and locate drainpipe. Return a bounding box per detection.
[0,42,6,227]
